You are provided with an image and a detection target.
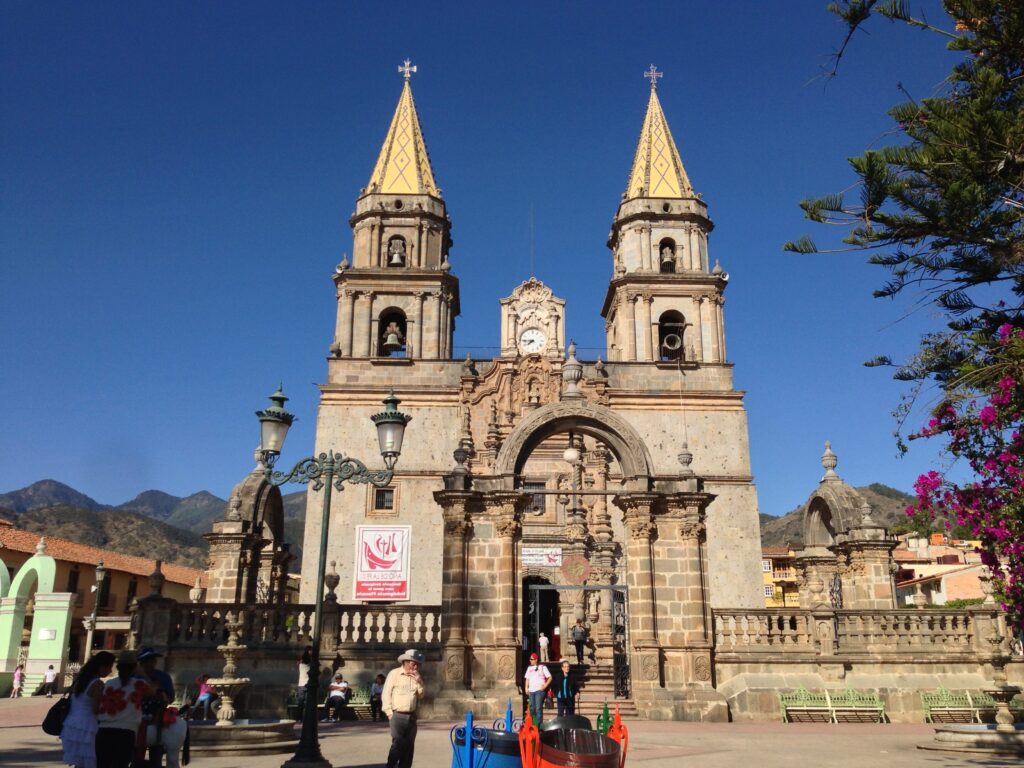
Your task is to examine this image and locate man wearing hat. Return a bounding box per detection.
[522,652,551,724]
[382,649,425,768]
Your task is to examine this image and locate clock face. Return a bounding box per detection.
[519,328,547,354]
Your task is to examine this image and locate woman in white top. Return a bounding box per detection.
[61,651,115,768]
[96,651,152,768]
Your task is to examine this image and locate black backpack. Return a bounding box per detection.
[41,692,71,736]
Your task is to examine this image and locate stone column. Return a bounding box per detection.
[441,290,450,358]
[714,296,726,361]
[689,296,704,362]
[687,227,699,271]
[434,291,444,359]
[614,494,658,648]
[416,222,425,267]
[703,296,720,363]
[640,224,652,271]
[370,223,380,266]
[433,490,475,713]
[413,292,425,360]
[0,596,28,672]
[625,294,638,361]
[640,294,654,362]
[340,289,356,357]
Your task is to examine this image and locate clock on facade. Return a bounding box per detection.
[518,328,547,354]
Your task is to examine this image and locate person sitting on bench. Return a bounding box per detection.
[326,673,350,721]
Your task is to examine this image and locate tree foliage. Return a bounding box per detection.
[788,1,1024,628]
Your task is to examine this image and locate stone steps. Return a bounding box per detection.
[569,663,637,720]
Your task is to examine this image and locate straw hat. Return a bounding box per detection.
[397,649,424,665]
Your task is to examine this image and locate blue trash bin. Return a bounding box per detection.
[450,711,522,768]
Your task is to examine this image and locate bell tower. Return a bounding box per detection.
[331,60,459,360]
[601,66,727,364]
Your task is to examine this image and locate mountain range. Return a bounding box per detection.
[0,479,306,570]
[0,478,916,570]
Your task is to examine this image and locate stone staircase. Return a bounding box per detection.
[570,663,638,720]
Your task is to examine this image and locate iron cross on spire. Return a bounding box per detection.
[644,64,663,89]
[398,59,417,81]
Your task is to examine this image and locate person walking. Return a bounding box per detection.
[60,651,115,768]
[571,619,589,665]
[555,660,577,717]
[370,673,386,722]
[296,646,312,718]
[522,652,551,725]
[382,649,425,768]
[96,651,151,768]
[9,664,23,698]
[43,665,58,697]
[538,632,550,662]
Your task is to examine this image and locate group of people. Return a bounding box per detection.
[295,647,388,723]
[523,654,579,724]
[59,647,175,768]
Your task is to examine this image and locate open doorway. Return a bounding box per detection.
[522,577,560,665]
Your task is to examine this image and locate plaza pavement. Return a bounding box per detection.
[0,696,1015,768]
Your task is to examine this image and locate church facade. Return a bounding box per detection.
[300,65,763,719]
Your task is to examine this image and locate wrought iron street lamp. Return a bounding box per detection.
[84,560,107,658]
[257,386,411,768]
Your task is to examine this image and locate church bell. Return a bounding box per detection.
[382,331,404,353]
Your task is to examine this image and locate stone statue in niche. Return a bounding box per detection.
[661,243,674,261]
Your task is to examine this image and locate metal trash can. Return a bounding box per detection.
[450,711,522,768]
[535,728,622,768]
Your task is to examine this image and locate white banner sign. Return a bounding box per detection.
[354,525,411,601]
[521,546,562,567]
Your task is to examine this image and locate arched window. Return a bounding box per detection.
[657,310,686,361]
[378,308,408,357]
[386,236,407,267]
[658,238,676,273]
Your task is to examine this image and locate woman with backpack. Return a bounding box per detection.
[60,651,115,768]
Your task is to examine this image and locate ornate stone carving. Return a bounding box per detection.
[640,654,659,681]
[497,654,515,680]
[446,652,464,681]
[494,401,654,480]
[444,517,472,537]
[627,519,656,540]
[494,516,519,539]
[693,654,711,681]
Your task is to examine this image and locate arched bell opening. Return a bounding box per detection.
[386,235,407,267]
[657,310,686,361]
[805,497,838,548]
[377,308,408,357]
[658,238,676,273]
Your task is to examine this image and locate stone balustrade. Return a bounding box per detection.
[713,609,816,653]
[166,601,440,651]
[713,606,1004,659]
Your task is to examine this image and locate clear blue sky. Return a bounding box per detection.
[2,1,962,515]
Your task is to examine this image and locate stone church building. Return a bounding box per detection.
[300,66,763,719]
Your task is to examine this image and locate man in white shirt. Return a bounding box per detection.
[538,632,550,662]
[522,652,551,724]
[43,665,57,698]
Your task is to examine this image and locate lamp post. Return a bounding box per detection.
[84,561,107,659]
[257,386,411,768]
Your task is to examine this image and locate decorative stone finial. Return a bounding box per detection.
[461,353,477,376]
[149,560,165,597]
[678,443,695,477]
[712,259,724,276]
[859,500,876,527]
[594,356,606,377]
[821,441,840,481]
[335,253,349,272]
[35,537,47,556]
[189,577,204,603]
[324,561,340,603]
[441,254,451,272]
[227,490,242,522]
[561,340,583,399]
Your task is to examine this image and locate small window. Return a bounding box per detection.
[66,566,80,594]
[124,578,138,611]
[764,585,775,597]
[761,560,771,572]
[524,482,546,515]
[374,488,395,510]
[97,575,112,609]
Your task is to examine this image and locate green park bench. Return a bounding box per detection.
[780,688,885,723]
[779,688,832,723]
[922,689,985,723]
[828,688,885,723]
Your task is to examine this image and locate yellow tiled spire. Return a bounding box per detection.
[625,67,693,201]
[367,61,440,198]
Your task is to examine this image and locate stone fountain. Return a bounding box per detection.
[921,570,1024,757]
[188,611,299,756]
